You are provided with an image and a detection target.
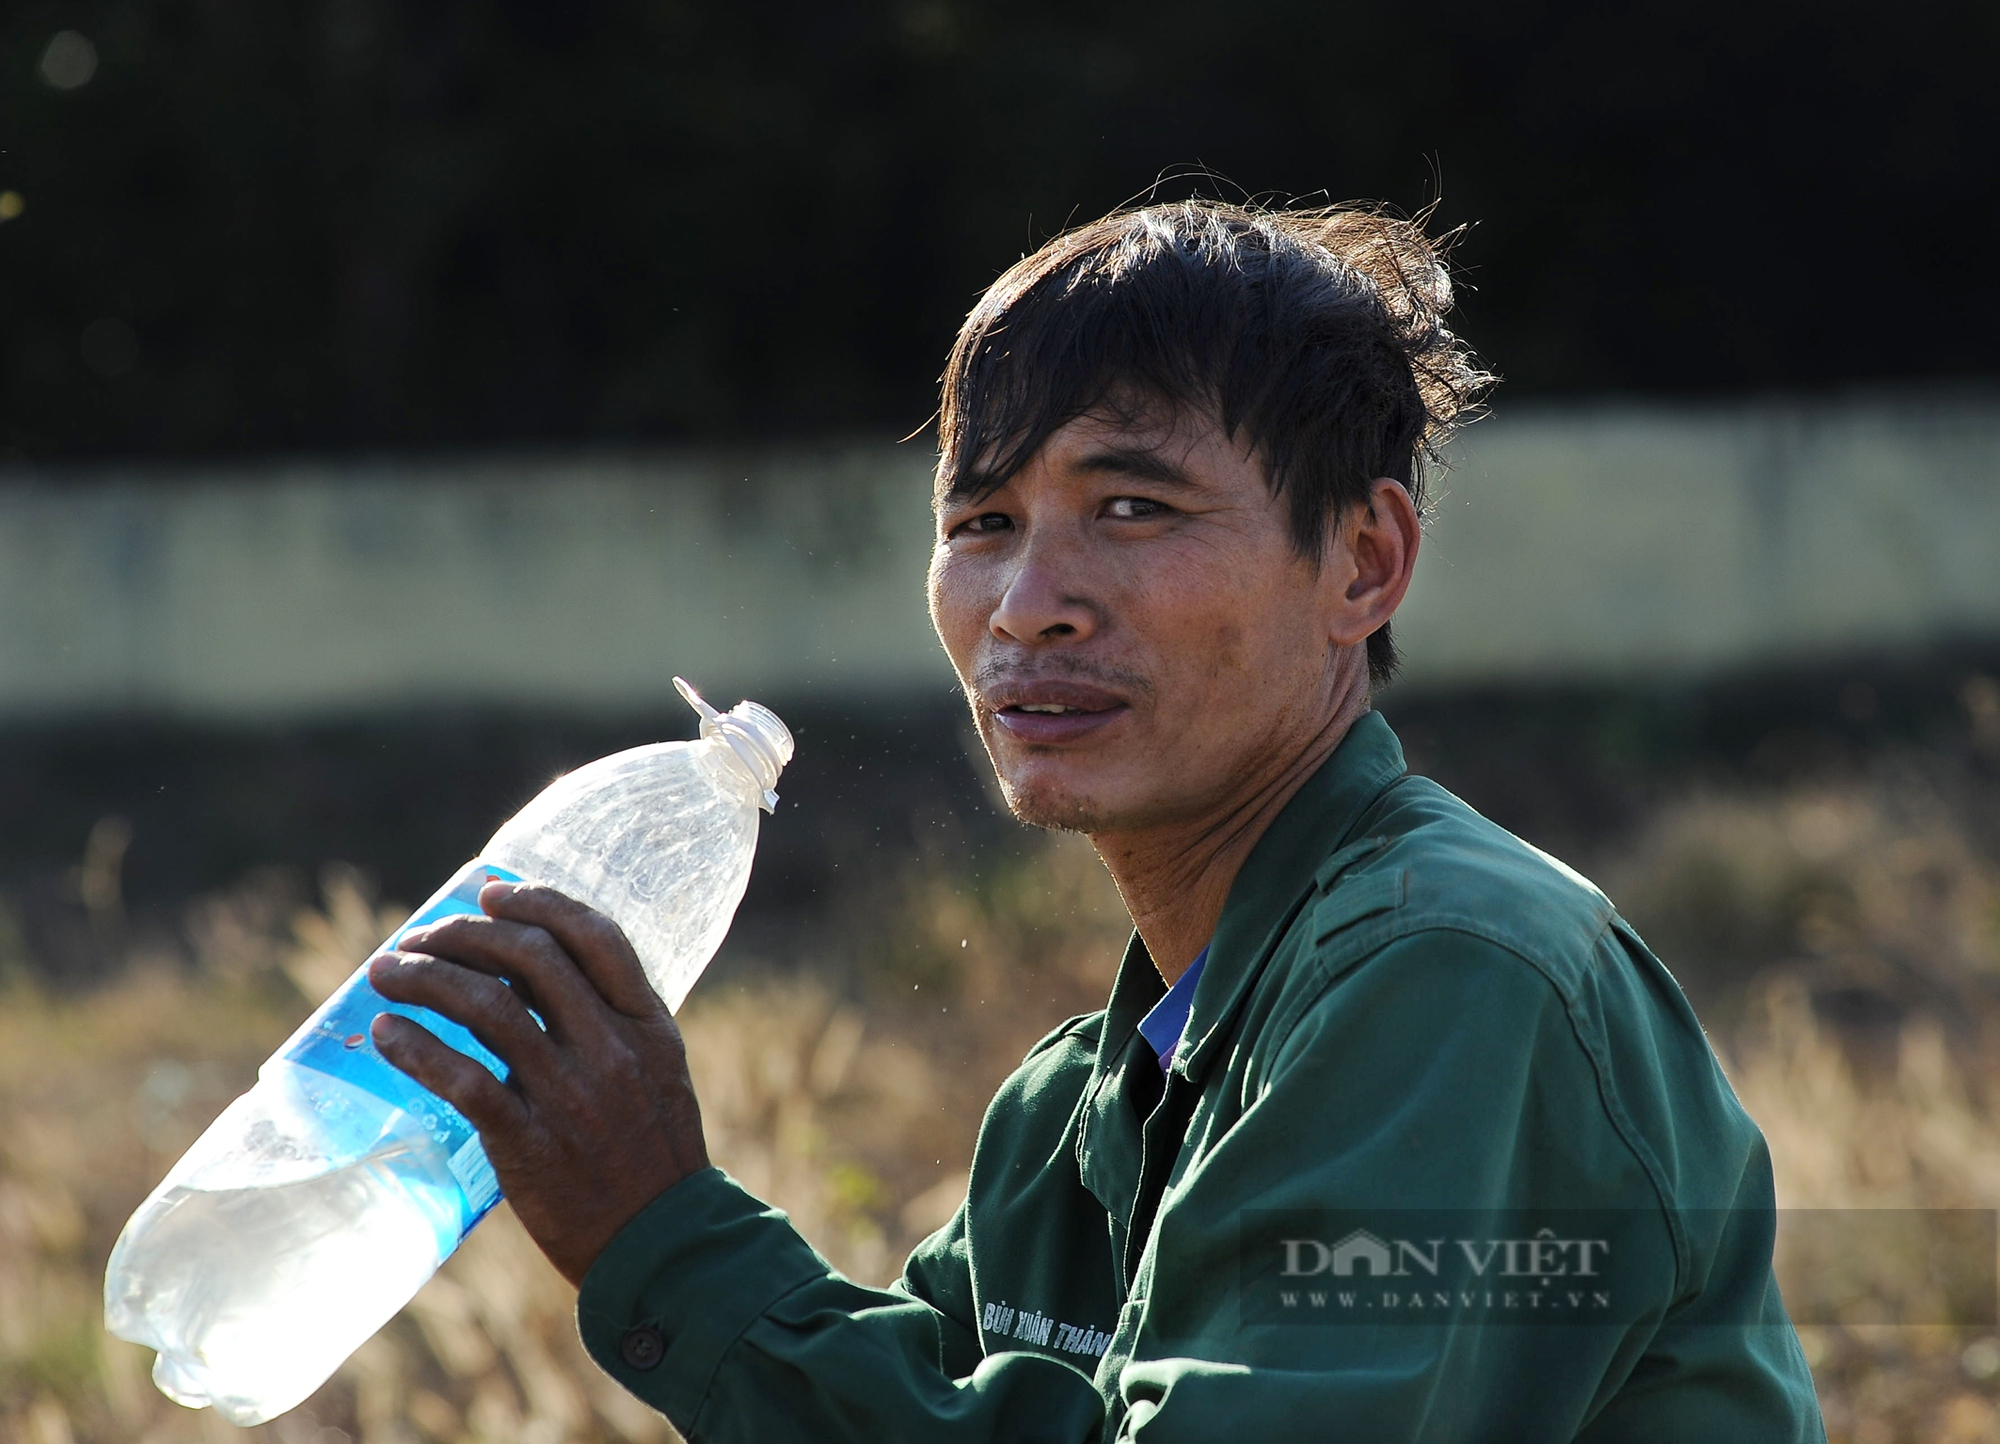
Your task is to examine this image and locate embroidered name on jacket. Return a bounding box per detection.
[980,1301,1112,1359]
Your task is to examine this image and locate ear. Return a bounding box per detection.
[1325,478,1421,648]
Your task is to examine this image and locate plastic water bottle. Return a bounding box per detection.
[104,679,793,1426]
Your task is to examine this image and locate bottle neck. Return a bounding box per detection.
[701,709,789,812]
[673,680,793,813]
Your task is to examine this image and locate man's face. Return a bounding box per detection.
[928,401,1352,837]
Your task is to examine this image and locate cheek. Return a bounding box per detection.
[927,552,985,663]
[1210,620,1244,667]
[1142,563,1256,672]
[1182,581,1313,689]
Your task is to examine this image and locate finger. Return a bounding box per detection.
[369,950,561,1081]
[397,913,608,1045]
[370,1012,528,1137]
[478,883,663,1018]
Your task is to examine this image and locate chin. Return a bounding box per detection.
[982,731,1160,834]
[996,750,1223,837]
[996,774,1113,834]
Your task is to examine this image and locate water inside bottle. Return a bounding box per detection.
[126,1151,451,1425]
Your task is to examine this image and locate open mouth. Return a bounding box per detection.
[986,683,1131,743]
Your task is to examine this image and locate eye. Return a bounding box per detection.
[946,511,1013,539]
[1105,496,1170,520]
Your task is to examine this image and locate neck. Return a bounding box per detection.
[1089,679,1373,987]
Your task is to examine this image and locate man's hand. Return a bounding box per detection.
[367,881,709,1286]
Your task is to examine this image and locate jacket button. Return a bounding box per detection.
[620,1325,665,1370]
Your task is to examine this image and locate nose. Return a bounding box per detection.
[989,555,1098,646]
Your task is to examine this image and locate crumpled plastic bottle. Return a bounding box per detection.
[104,679,792,1425]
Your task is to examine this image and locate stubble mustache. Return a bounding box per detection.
[967,655,1156,707]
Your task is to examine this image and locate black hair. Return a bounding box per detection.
[936,199,1492,685]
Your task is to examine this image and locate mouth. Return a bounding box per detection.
[983,678,1133,745]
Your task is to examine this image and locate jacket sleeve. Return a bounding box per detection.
[1105,928,1822,1443]
[574,1167,1105,1444]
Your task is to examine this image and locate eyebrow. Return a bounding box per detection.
[1073,445,1200,488]
[942,441,1200,505]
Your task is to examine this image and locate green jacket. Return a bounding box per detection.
[576,712,1825,1442]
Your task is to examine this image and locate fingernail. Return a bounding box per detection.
[481,879,520,900]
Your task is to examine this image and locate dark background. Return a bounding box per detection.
[4,0,1997,462]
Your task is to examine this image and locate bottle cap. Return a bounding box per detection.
[674,677,794,812]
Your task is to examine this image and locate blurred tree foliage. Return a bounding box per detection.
[1,0,1996,460]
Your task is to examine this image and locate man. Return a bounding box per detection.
[370,200,1826,1440]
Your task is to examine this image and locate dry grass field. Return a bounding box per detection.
[4,727,2000,1443]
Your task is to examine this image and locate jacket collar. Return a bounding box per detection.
[1076,712,1410,1218]
[1087,709,1409,1092]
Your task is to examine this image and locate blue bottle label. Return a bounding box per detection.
[280,859,523,1230]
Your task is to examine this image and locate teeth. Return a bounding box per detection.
[1017,704,1072,714]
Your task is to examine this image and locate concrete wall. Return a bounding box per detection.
[1396,397,2000,684]
[0,446,946,719]
[4,396,1998,721]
